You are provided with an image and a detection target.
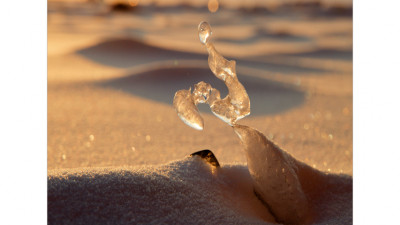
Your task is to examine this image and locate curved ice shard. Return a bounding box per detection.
[173,89,204,130]
[173,21,250,129]
[233,124,310,224]
[199,22,250,122]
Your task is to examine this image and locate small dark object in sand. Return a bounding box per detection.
[190,149,220,168]
[110,3,137,12]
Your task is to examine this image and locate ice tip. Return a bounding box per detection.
[232,124,258,142]
[232,124,249,135]
[191,122,204,131]
[198,21,210,31]
[178,113,204,130]
[198,21,212,45]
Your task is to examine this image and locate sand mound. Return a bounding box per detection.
[48,158,274,224]
[48,157,352,225]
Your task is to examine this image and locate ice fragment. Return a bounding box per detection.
[173,21,250,128]
[233,124,310,224]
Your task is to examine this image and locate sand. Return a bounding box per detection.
[48,0,352,224]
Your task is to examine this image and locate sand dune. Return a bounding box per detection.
[48,159,275,225]
[48,1,353,224]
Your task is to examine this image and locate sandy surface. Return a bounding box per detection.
[48,157,352,224]
[48,1,352,223]
[48,1,352,175]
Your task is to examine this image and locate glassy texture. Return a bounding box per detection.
[173,21,250,129]
[173,89,204,130]
[173,21,310,224]
[233,124,310,224]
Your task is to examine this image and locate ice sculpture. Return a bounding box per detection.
[173,21,250,130]
[173,21,310,224]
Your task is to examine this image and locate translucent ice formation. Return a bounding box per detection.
[233,124,311,224]
[173,21,250,130]
[173,21,311,224]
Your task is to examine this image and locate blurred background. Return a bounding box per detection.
[48,0,353,175]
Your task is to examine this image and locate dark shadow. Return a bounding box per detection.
[239,58,331,74]
[96,67,305,116]
[319,6,353,17]
[245,48,352,73]
[215,27,311,45]
[109,3,141,12]
[324,32,352,38]
[77,38,331,75]
[282,49,353,61]
[77,38,206,68]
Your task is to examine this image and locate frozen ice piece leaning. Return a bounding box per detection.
[233,124,311,224]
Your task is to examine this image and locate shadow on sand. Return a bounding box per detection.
[215,27,312,45]
[282,48,353,61]
[77,38,205,69]
[76,38,307,115]
[96,66,305,116]
[77,38,332,75]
